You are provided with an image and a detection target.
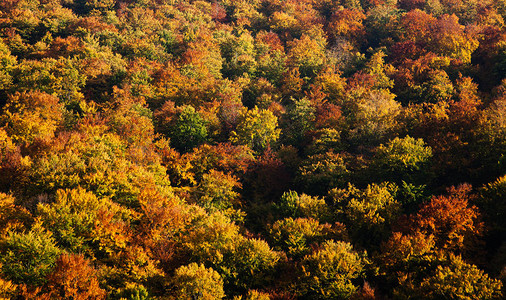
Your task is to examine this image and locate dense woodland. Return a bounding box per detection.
[0,0,506,298]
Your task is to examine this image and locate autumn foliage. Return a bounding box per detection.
[0,0,505,298]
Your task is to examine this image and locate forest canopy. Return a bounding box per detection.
[0,0,505,298]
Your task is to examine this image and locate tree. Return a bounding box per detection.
[269,11,301,38]
[364,4,401,48]
[398,0,428,11]
[298,240,366,299]
[169,208,279,295]
[243,148,291,203]
[105,88,155,147]
[327,8,366,48]
[377,232,503,299]
[281,97,316,146]
[307,128,343,155]
[364,51,394,90]
[230,107,281,152]
[219,0,263,27]
[296,151,350,195]
[280,67,304,100]
[0,128,27,193]
[275,190,331,222]
[220,31,257,78]
[419,253,503,300]
[38,254,106,300]
[399,9,436,43]
[171,263,225,300]
[371,135,433,184]
[478,175,506,274]
[423,69,454,102]
[314,68,347,104]
[243,289,271,300]
[0,265,16,299]
[169,105,209,152]
[0,193,31,233]
[287,31,327,78]
[24,130,171,207]
[479,175,506,238]
[345,88,401,146]
[136,188,185,247]
[0,40,16,91]
[401,184,484,255]
[12,58,86,103]
[0,223,62,287]
[163,142,254,187]
[474,86,506,181]
[269,217,347,259]
[376,231,437,286]
[391,53,454,104]
[255,31,287,85]
[428,14,479,64]
[222,238,280,294]
[37,187,127,255]
[85,0,116,12]
[1,91,63,145]
[329,182,401,248]
[192,169,241,213]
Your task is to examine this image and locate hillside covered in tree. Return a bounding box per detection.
[0,0,506,298]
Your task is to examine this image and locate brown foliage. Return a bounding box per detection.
[245,148,291,202]
[30,254,106,300]
[399,184,484,254]
[327,8,366,46]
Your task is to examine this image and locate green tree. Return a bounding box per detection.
[423,69,454,102]
[296,151,350,195]
[243,289,271,300]
[0,223,62,287]
[223,238,280,294]
[255,31,287,85]
[170,105,209,152]
[478,175,506,275]
[329,182,401,248]
[307,128,343,155]
[0,265,16,299]
[365,4,401,48]
[24,129,171,207]
[0,40,16,91]
[269,217,347,259]
[12,58,86,103]
[172,209,279,295]
[282,97,316,146]
[372,135,433,184]
[0,192,31,234]
[479,175,506,238]
[275,190,331,222]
